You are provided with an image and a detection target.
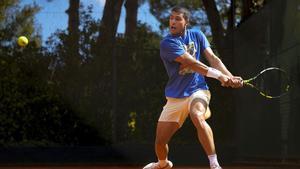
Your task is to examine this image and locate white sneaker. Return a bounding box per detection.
[210,164,222,169]
[143,160,173,169]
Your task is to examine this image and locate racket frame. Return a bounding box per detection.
[242,67,290,99]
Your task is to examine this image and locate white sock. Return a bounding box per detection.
[208,154,220,167]
[158,159,168,167]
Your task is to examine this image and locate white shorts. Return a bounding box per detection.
[158,90,211,127]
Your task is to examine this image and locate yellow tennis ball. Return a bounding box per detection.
[17,36,29,47]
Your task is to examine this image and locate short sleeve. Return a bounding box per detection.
[160,38,185,62]
[198,31,210,53]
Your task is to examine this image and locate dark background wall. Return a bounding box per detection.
[233,0,300,161]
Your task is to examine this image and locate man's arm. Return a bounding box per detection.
[203,47,232,77]
[203,47,243,88]
[174,52,231,87]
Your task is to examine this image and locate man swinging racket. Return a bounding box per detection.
[143,6,243,169]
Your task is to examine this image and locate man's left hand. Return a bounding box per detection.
[229,76,243,88]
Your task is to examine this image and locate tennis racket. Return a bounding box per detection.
[243,67,290,99]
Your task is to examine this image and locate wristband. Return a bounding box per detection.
[206,67,222,79]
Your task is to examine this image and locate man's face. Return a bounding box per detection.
[169,11,187,35]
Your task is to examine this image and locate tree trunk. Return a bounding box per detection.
[95,0,124,144]
[125,0,138,38]
[201,0,225,53]
[202,0,235,67]
[227,0,235,32]
[66,0,80,66]
[97,0,124,48]
[63,0,81,119]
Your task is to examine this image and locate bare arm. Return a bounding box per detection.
[203,47,233,77]
[175,52,208,75]
[203,47,243,88]
[174,52,231,86]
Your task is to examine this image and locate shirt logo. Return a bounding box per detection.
[179,41,197,75]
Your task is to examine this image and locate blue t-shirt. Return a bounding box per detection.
[160,29,210,98]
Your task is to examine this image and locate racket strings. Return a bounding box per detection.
[254,69,289,98]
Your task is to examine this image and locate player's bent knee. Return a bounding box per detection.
[190,111,208,129]
[190,110,205,121]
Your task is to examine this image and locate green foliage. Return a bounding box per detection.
[113,23,166,143]
[0,47,107,146]
[0,0,19,22]
[0,2,108,147]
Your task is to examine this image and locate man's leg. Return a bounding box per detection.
[189,99,221,168]
[144,96,189,169]
[143,121,179,169]
[155,121,179,161]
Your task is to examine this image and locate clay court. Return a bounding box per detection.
[0,164,300,169]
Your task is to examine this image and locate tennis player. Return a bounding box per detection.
[143,6,243,169]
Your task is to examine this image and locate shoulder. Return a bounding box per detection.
[188,29,206,38]
[160,35,181,48]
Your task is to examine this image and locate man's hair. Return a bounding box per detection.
[171,6,190,23]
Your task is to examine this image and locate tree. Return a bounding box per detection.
[124,0,148,39]
[96,0,124,50]
[0,0,18,21]
[65,0,80,67]
[125,0,138,38]
[201,0,225,54]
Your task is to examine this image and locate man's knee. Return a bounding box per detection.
[190,109,205,121]
[190,111,208,129]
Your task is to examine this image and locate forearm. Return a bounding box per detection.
[175,52,225,79]
[204,47,233,77]
[180,57,222,79]
[210,57,233,77]
[188,59,210,76]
